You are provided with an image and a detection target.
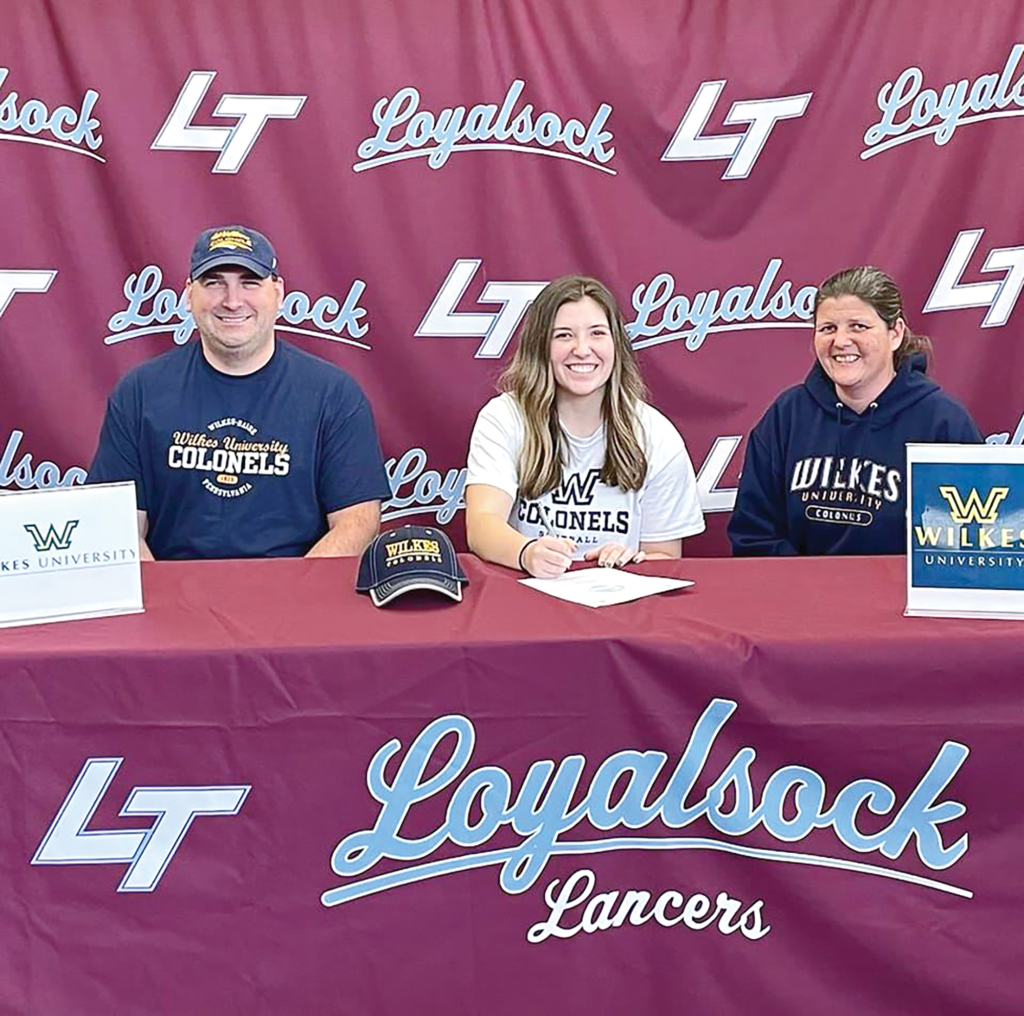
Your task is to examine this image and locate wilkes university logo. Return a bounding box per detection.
[915,483,1023,553]
[385,535,442,566]
[938,486,1009,525]
[24,520,79,552]
[169,418,290,499]
[790,455,901,529]
[912,463,1024,586]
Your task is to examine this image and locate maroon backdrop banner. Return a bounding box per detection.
[4,1,1024,554]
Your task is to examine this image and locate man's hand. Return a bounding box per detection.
[137,510,155,560]
[306,500,380,557]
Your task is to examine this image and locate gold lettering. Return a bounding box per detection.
[209,229,254,251]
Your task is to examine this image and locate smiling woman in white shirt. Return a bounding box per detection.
[465,274,705,578]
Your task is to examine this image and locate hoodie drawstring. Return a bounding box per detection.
[834,400,880,464]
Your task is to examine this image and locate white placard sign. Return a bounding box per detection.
[906,443,1024,619]
[0,482,143,627]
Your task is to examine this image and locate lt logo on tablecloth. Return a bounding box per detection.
[32,758,250,892]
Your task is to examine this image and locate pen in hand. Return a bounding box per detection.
[537,501,558,537]
[535,502,577,568]
[541,503,614,568]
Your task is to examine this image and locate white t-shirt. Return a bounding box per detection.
[466,393,705,557]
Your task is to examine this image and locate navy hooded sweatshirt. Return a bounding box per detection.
[728,356,982,556]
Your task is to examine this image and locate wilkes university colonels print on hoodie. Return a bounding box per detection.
[727,355,982,556]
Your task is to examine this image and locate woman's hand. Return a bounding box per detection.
[584,544,646,568]
[524,535,577,578]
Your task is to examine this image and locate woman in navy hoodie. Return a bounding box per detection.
[728,266,982,556]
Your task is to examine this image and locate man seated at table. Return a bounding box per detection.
[88,224,391,560]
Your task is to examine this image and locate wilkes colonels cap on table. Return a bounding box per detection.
[356,524,468,607]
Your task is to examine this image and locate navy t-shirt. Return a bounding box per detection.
[88,340,391,559]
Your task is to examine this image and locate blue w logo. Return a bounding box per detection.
[550,469,601,506]
[24,520,80,552]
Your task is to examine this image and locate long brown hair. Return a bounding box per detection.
[498,275,648,500]
[815,266,932,370]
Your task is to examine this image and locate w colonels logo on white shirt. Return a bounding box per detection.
[517,470,630,540]
[152,70,306,173]
[549,470,601,505]
[169,418,291,499]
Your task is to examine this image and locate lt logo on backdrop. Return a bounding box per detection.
[0,270,87,489]
[414,259,546,359]
[151,70,306,173]
[923,228,1024,328]
[661,80,813,179]
[0,269,56,316]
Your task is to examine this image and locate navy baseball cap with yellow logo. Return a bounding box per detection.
[190,225,278,279]
[356,525,468,607]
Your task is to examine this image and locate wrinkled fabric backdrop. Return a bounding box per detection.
[3,1,1024,553]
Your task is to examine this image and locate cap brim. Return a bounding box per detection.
[369,575,464,608]
[191,253,273,279]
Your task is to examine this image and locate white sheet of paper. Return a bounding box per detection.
[519,568,693,607]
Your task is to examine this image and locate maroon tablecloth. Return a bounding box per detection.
[1,556,1020,1015]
